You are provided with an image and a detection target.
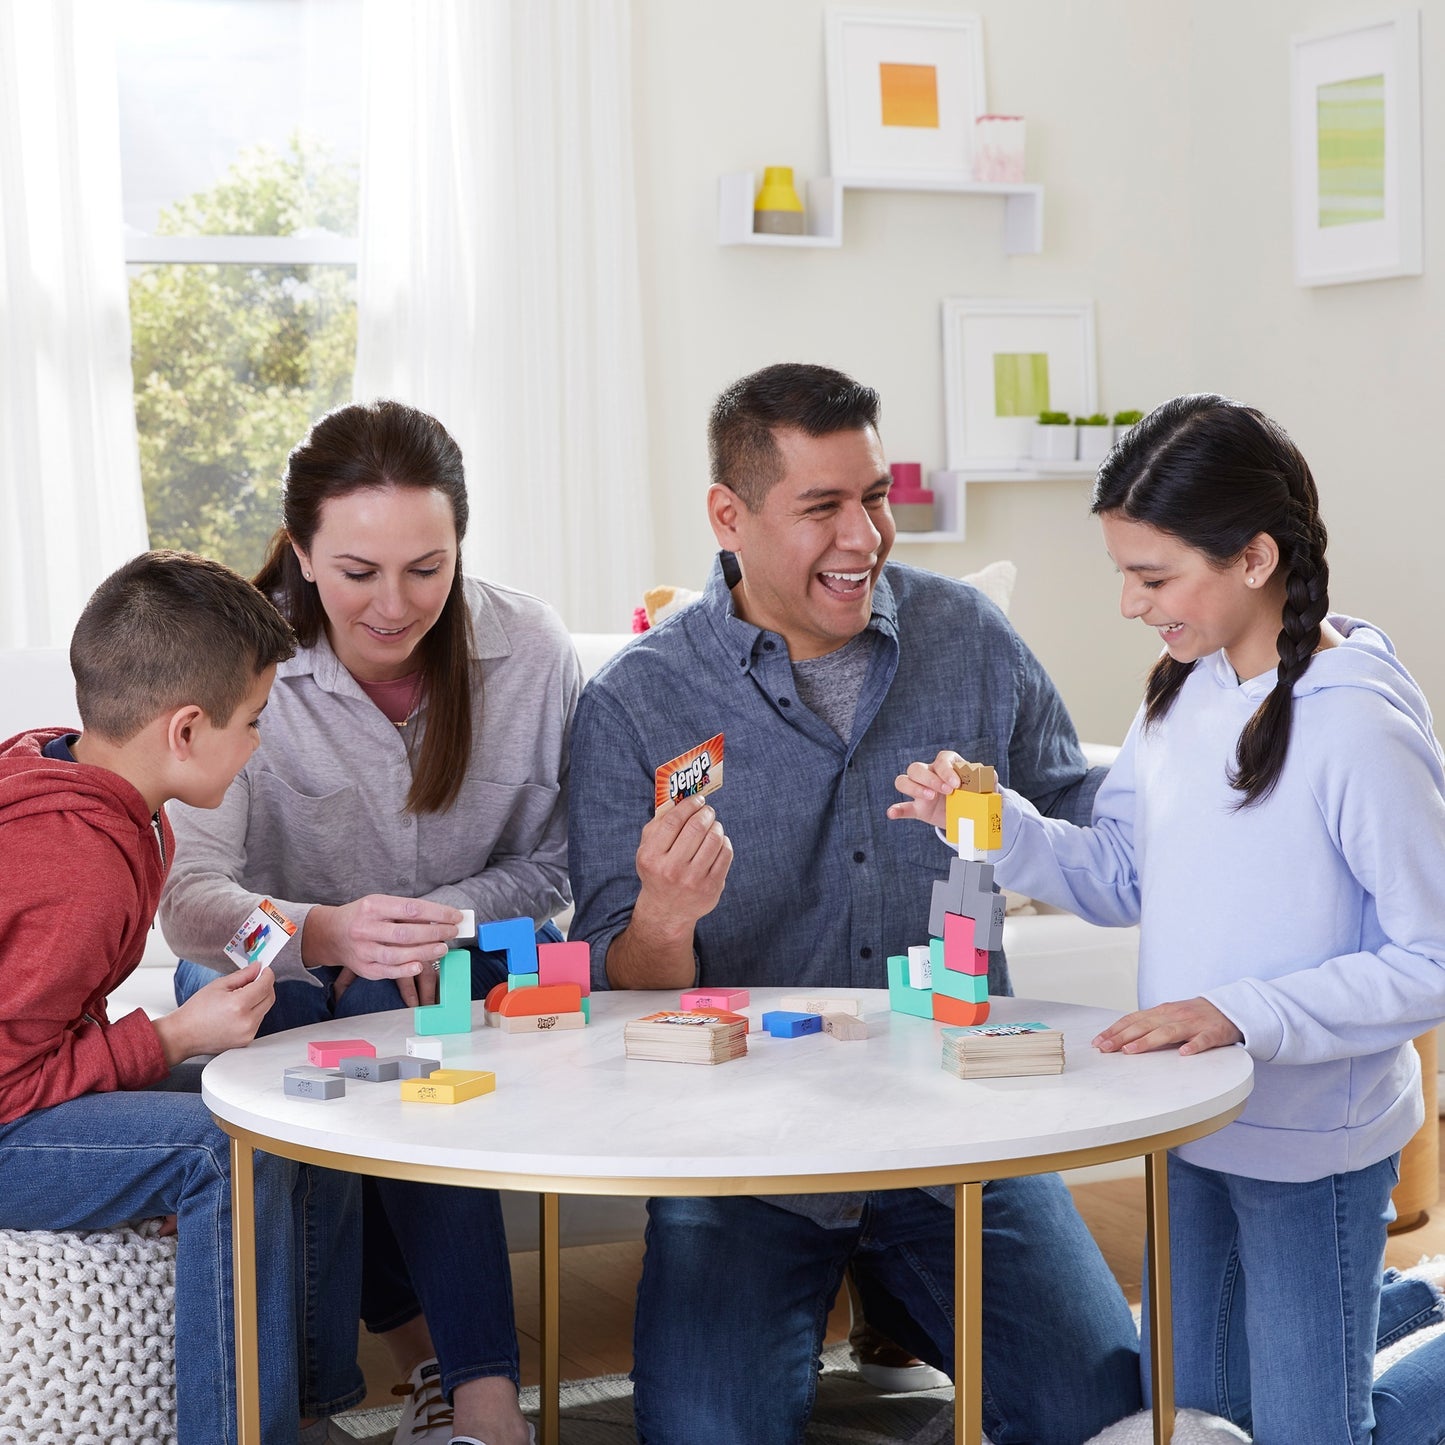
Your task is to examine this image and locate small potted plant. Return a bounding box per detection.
[1113,410,1144,445]
[1030,410,1076,463]
[1076,413,1112,464]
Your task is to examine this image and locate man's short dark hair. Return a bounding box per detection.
[708,363,882,511]
[71,551,297,742]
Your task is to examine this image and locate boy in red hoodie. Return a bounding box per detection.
[0,551,363,1444]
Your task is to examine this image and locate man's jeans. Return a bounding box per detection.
[0,1076,363,1445]
[176,928,557,1399]
[1144,1152,1445,1445]
[632,1178,1142,1445]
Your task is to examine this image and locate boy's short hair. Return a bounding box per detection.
[71,551,297,743]
[708,362,882,511]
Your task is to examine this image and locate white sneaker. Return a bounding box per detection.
[392,1359,454,1443]
[446,1428,536,1445]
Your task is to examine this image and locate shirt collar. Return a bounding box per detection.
[702,551,900,673]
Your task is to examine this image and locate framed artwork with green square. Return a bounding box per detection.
[1291,12,1421,286]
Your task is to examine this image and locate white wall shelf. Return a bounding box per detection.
[717,172,1043,254]
[890,466,1095,545]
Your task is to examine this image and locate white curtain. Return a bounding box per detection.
[355,0,652,632]
[0,1,149,649]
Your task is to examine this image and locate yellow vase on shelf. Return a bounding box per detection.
[753,166,805,235]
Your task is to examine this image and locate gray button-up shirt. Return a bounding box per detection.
[568,553,1102,1224]
[160,577,581,984]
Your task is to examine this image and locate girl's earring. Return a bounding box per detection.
[1246,577,1257,587]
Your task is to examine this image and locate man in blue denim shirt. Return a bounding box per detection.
[568,364,1141,1445]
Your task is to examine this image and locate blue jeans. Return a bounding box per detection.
[176,926,558,1399]
[1143,1152,1445,1445]
[632,1180,1141,1445]
[0,1071,363,1445]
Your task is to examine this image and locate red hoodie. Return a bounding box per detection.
[0,728,170,1124]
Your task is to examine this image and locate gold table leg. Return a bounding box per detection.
[1144,1150,1175,1445]
[230,1136,262,1444]
[539,1192,561,1445]
[955,1181,984,1445]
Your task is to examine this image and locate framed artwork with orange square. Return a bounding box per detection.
[826,9,985,187]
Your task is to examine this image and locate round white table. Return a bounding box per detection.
[203,989,1253,1445]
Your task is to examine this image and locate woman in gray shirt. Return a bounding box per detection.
[162,400,577,1445]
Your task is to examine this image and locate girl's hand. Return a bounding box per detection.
[1093,998,1244,1057]
[302,896,464,991]
[887,750,973,829]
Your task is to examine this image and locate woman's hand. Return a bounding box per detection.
[887,750,975,830]
[1093,998,1244,1057]
[302,896,464,1009]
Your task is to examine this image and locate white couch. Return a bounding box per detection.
[4,638,1143,1245]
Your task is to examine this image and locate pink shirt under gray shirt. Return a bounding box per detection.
[157,576,582,985]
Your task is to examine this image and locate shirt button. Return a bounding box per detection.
[853,850,865,863]
[402,816,414,828]
[778,697,791,708]
[763,641,775,652]
[859,946,872,959]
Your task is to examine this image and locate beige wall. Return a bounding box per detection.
[631,0,1442,744]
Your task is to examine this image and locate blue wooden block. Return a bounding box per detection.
[478,916,538,976]
[761,1010,823,1038]
[413,948,473,1036]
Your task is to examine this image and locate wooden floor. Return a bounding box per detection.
[357,1121,1445,1400]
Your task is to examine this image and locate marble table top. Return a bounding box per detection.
[202,989,1253,1193]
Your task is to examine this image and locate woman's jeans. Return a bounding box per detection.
[1142,1151,1445,1445]
[0,1070,363,1445]
[175,926,558,1398]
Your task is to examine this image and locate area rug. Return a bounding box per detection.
[329,1256,1445,1444]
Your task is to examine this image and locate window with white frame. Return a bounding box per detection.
[117,0,361,576]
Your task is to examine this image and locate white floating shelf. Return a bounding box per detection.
[717,173,843,247]
[890,464,1095,546]
[717,173,1043,254]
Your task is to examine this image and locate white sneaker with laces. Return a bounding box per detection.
[392,1359,453,1444]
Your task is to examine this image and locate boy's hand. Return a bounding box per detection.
[1093,998,1244,1057]
[887,750,974,829]
[633,794,733,940]
[153,961,276,1066]
[302,896,464,1004]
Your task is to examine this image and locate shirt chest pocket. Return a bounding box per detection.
[250,772,370,897]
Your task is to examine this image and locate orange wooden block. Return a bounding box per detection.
[496,982,583,1017]
[483,981,510,1013]
[932,994,991,1027]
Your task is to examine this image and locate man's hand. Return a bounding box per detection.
[302,895,464,1006]
[153,961,276,1066]
[634,794,733,934]
[1093,998,1244,1057]
[887,749,974,829]
[603,795,734,991]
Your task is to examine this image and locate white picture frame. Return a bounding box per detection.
[825,8,986,189]
[1290,10,1422,287]
[941,299,1097,471]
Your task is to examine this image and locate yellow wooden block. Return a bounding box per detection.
[952,761,997,793]
[400,1069,496,1104]
[946,789,1002,850]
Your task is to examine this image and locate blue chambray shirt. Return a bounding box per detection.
[568,553,1104,1224]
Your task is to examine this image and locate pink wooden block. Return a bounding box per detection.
[943,913,989,976]
[307,1039,376,1068]
[679,987,751,1011]
[537,939,592,997]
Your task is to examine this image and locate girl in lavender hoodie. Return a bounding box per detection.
[893,395,1445,1444]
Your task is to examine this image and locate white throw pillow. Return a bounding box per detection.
[960,558,1017,615]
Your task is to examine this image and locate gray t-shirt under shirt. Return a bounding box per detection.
[790,630,876,742]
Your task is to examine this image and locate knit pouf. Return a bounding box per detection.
[0,1226,177,1445]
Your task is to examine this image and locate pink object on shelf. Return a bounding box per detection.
[631,606,650,633]
[973,115,1026,183]
[888,461,934,505]
[307,1039,377,1068]
[538,939,592,996]
[680,987,751,1011]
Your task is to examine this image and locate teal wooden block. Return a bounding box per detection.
[930,937,945,974]
[509,971,539,990]
[932,964,988,1004]
[580,996,590,1023]
[887,954,934,1019]
[413,948,473,1036]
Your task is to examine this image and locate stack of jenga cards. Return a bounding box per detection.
[940,1021,1064,1079]
[624,1010,748,1065]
